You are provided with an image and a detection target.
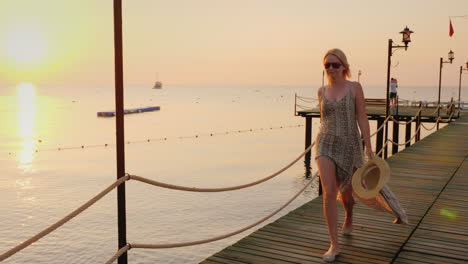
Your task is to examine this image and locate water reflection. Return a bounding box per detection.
[17,83,37,171]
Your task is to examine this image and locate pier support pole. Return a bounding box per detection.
[305,116,312,154]
[415,108,421,142]
[405,117,411,148]
[376,117,384,157]
[437,57,442,130]
[304,116,320,195]
[392,115,399,154]
[113,1,128,263]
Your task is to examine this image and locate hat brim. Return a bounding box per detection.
[352,156,390,199]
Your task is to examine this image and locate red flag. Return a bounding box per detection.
[449,19,454,37]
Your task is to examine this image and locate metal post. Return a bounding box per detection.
[415,106,421,142]
[113,1,128,263]
[376,118,384,157]
[459,66,462,117]
[392,115,399,154]
[437,57,443,130]
[384,39,392,159]
[405,117,411,148]
[294,93,297,116]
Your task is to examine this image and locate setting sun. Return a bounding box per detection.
[5,24,47,65]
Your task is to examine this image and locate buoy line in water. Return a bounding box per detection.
[6,124,304,156]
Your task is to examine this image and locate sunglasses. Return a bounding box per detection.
[324,62,342,69]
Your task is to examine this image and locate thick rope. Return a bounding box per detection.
[387,122,424,146]
[296,104,316,110]
[389,118,424,147]
[427,104,442,115]
[127,173,316,251]
[420,119,440,131]
[295,95,317,102]
[129,143,315,192]
[104,244,131,264]
[0,175,129,262]
[368,115,392,139]
[439,111,456,123]
[388,107,423,125]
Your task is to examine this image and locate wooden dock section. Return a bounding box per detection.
[201,114,468,264]
[297,105,459,121]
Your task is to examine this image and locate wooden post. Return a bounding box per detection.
[376,117,384,157]
[392,115,399,154]
[415,106,421,142]
[113,1,128,263]
[305,116,320,195]
[405,117,411,148]
[305,116,312,152]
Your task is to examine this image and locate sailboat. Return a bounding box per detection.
[153,72,162,89]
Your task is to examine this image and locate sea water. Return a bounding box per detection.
[0,83,463,263]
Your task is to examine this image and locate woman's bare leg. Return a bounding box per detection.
[340,187,355,235]
[316,157,340,262]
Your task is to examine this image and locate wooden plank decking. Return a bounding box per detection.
[201,114,468,264]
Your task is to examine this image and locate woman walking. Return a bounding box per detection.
[315,49,407,262]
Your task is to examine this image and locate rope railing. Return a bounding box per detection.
[376,142,386,156]
[419,111,456,130]
[368,115,392,139]
[371,106,424,155]
[128,142,315,193]
[382,106,457,149]
[0,175,129,262]
[295,104,316,110]
[388,108,423,125]
[387,121,425,147]
[0,141,317,262]
[427,104,442,115]
[295,95,317,102]
[105,244,132,264]
[420,119,440,131]
[105,172,318,264]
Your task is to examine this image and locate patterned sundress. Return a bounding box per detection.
[315,82,364,192]
[315,82,408,224]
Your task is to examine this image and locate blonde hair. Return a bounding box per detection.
[323,48,351,79]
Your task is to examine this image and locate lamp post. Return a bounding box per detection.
[383,26,413,158]
[437,50,455,129]
[458,61,468,117]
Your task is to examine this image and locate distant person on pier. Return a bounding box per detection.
[390,77,398,109]
[315,48,408,262]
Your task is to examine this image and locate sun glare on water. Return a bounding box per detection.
[17,83,37,171]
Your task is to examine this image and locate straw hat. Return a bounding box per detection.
[352,156,390,199]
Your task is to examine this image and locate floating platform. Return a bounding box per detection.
[97,106,160,117]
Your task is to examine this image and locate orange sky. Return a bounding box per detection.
[0,0,467,87]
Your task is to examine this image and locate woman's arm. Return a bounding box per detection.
[353,82,373,158]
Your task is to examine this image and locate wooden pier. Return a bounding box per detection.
[201,113,467,264]
[297,102,460,157]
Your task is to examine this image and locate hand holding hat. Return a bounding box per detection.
[352,156,390,199]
